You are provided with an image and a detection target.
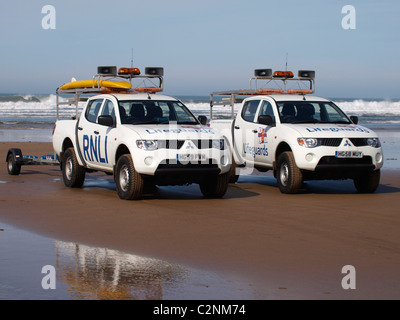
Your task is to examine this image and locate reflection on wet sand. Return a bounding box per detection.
[55,241,188,300]
[0,223,254,300]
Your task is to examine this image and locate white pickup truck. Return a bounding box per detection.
[209,69,383,193]
[52,66,230,199]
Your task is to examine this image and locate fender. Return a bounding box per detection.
[6,148,23,164]
[74,119,87,167]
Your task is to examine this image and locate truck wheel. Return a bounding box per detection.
[353,169,380,193]
[228,157,239,183]
[276,151,303,194]
[115,154,144,200]
[199,173,229,198]
[7,153,21,175]
[62,147,85,188]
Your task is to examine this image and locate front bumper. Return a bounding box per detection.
[293,146,384,172]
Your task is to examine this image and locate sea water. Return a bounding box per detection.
[1,94,400,128]
[0,94,399,168]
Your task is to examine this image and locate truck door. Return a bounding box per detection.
[252,100,277,167]
[77,98,114,170]
[233,99,261,165]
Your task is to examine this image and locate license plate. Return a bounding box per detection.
[177,154,206,162]
[335,151,363,158]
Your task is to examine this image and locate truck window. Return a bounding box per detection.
[277,101,351,124]
[86,99,103,123]
[241,100,260,122]
[100,99,116,123]
[117,100,198,124]
[258,101,275,120]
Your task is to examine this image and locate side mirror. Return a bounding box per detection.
[350,116,358,124]
[258,115,275,126]
[98,115,114,127]
[198,115,208,125]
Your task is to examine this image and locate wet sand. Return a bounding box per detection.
[1,141,400,299]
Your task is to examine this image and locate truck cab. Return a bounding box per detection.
[209,69,383,193]
[53,66,231,199]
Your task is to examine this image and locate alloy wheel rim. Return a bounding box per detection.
[66,158,73,180]
[280,162,289,186]
[119,164,130,192]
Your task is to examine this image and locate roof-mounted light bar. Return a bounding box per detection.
[273,71,294,78]
[253,69,315,80]
[118,67,141,76]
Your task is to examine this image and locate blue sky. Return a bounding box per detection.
[0,0,399,98]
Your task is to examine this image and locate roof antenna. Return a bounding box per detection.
[130,48,134,69]
[285,53,288,72]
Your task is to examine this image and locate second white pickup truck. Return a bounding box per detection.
[209,69,383,193]
[52,66,231,199]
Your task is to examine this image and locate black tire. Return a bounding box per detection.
[199,173,229,198]
[7,153,21,175]
[115,154,144,200]
[62,147,85,188]
[228,156,239,183]
[276,151,303,194]
[353,169,380,193]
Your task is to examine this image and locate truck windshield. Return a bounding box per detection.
[118,100,199,125]
[277,101,351,124]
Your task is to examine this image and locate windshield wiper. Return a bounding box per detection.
[177,121,199,125]
[292,119,321,124]
[133,120,169,125]
[331,120,352,124]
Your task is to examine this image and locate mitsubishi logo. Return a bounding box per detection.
[186,141,195,149]
[344,139,352,147]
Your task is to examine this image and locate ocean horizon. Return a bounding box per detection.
[1,93,400,131]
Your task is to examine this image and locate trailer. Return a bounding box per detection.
[6,148,59,175]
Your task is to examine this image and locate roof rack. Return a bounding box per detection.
[209,69,315,120]
[55,66,164,120]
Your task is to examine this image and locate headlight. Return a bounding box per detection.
[367,138,381,148]
[298,138,319,148]
[136,140,158,151]
[211,139,225,150]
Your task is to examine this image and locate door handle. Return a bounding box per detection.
[77,127,83,131]
[252,129,257,133]
[234,126,240,129]
[94,130,99,135]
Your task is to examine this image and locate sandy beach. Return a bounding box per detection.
[1,141,400,299]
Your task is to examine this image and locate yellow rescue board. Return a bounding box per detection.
[59,80,132,91]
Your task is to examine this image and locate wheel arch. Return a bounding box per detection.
[115,144,131,163]
[274,141,292,164]
[61,137,74,155]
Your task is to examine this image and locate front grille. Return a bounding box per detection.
[318,156,372,165]
[349,138,368,147]
[157,140,214,150]
[159,159,217,166]
[320,138,342,147]
[158,140,185,149]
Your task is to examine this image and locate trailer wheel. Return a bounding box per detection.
[354,169,380,193]
[115,154,144,200]
[62,147,85,188]
[7,153,21,175]
[199,173,229,198]
[276,151,303,194]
